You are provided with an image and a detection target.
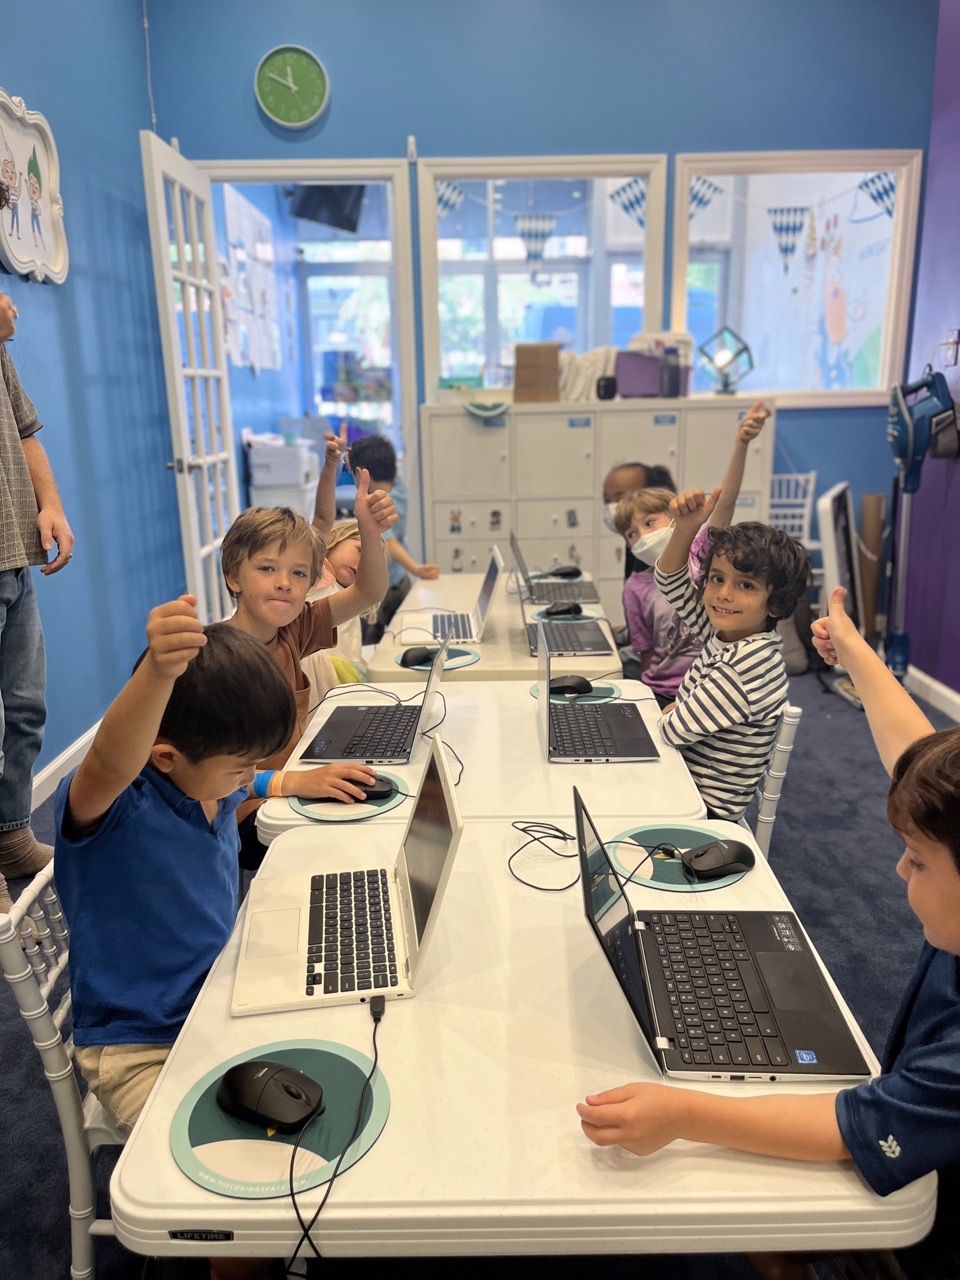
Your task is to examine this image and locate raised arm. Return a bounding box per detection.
[384,538,440,580]
[326,467,396,625]
[67,597,207,830]
[709,402,769,529]
[812,587,934,775]
[657,487,721,575]
[311,426,349,543]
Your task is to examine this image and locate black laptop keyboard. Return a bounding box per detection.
[529,622,612,655]
[644,912,788,1068]
[533,580,585,602]
[306,870,398,996]
[341,705,419,757]
[550,703,623,757]
[433,611,472,641]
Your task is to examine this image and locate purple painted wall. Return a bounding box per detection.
[905,0,960,691]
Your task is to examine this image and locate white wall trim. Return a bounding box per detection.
[31,721,100,810]
[905,666,960,723]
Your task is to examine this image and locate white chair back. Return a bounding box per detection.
[742,704,803,858]
[0,864,123,1279]
[769,472,819,546]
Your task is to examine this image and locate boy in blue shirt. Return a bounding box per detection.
[55,598,295,1138]
[578,587,960,1271]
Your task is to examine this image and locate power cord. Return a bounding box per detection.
[507,827,664,893]
[285,996,386,1276]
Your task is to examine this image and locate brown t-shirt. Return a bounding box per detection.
[237,598,336,823]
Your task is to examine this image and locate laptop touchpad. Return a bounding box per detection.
[245,908,301,959]
[756,952,832,1011]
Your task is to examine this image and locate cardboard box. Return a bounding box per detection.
[513,343,560,402]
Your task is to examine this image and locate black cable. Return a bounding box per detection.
[285,997,386,1276]
[419,691,465,784]
[506,825,659,893]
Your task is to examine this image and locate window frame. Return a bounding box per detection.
[671,150,923,408]
[417,154,668,398]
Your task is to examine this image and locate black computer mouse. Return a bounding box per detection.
[680,838,756,881]
[549,674,594,697]
[544,601,583,617]
[306,775,397,803]
[550,563,583,579]
[399,645,439,668]
[216,1059,324,1133]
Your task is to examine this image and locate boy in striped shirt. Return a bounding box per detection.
[653,487,809,818]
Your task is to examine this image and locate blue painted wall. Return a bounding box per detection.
[3,2,183,771]
[210,182,304,501]
[0,0,945,774]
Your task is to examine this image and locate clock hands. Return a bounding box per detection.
[266,67,299,93]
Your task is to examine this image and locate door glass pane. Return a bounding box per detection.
[438,273,484,380]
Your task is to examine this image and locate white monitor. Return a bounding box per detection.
[816,482,866,634]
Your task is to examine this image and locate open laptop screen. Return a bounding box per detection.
[403,749,455,941]
[573,787,657,1047]
[475,551,501,628]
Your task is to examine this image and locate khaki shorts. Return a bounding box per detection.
[75,1043,171,1137]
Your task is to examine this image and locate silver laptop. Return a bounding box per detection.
[231,738,463,1015]
[520,593,613,658]
[510,531,600,604]
[301,633,450,764]
[537,622,658,764]
[574,788,871,1082]
[427,545,503,642]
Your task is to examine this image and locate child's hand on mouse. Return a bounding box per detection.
[577,1082,684,1156]
[669,487,721,537]
[282,763,377,802]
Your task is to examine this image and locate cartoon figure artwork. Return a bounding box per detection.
[816,214,852,390]
[26,147,44,251]
[451,548,463,573]
[488,509,501,532]
[449,509,462,535]
[566,508,578,529]
[567,545,581,566]
[0,90,68,283]
[0,132,21,240]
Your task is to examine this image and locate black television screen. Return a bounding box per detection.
[289,184,365,233]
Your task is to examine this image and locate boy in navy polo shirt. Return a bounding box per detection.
[578,586,960,1272]
[56,598,295,1138]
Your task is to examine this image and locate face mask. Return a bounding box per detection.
[630,522,674,566]
[602,502,619,533]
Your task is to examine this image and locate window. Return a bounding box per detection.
[672,152,922,404]
[419,158,666,396]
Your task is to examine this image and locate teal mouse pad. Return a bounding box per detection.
[288,771,406,822]
[170,1040,389,1199]
[394,646,479,672]
[606,824,750,893]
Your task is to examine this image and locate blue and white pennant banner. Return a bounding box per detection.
[767,206,809,274]
[689,176,724,220]
[514,213,557,268]
[436,180,465,218]
[609,177,647,229]
[858,171,897,219]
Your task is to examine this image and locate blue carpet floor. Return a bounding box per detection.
[1,671,953,1279]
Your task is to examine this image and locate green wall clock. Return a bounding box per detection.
[254,45,330,129]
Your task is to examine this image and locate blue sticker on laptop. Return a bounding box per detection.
[795,1049,818,1064]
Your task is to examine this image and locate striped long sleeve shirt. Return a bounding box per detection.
[654,560,787,818]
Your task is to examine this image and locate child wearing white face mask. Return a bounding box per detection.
[612,405,769,707]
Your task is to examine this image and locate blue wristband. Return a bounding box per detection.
[252,770,276,799]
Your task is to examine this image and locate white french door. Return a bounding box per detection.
[140,131,241,623]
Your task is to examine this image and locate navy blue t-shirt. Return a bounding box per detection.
[55,766,244,1047]
[836,943,960,1197]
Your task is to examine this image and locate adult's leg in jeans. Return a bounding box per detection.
[0,567,46,832]
[0,569,49,888]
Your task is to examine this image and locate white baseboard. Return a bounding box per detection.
[31,721,100,810]
[905,666,960,723]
